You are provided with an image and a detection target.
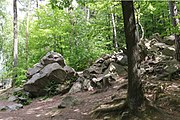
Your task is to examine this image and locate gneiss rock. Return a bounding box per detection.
[164,35,175,46]
[0,82,3,89]
[8,96,18,102]
[115,52,128,66]
[70,51,128,92]
[24,52,76,97]
[26,63,44,79]
[24,63,66,97]
[0,104,23,111]
[0,106,8,111]
[7,104,23,111]
[0,79,12,89]
[68,81,82,94]
[40,51,65,67]
[58,95,80,108]
[162,47,175,57]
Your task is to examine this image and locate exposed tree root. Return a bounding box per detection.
[90,97,180,120]
[89,97,127,118]
[117,82,128,91]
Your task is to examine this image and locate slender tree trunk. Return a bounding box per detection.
[84,3,90,21]
[122,1,144,112]
[13,0,18,85]
[107,13,111,41]
[36,0,38,9]
[168,0,180,61]
[136,4,144,40]
[111,10,118,51]
[86,5,90,21]
[26,0,30,69]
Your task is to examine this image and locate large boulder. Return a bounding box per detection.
[40,52,65,67]
[24,52,76,97]
[24,63,67,97]
[162,46,175,57]
[164,35,175,46]
[26,63,44,79]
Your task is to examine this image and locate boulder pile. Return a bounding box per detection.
[24,52,77,97]
[139,34,180,80]
[23,34,180,97]
[69,51,128,93]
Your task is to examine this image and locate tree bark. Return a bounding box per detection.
[121,1,144,112]
[13,0,18,85]
[87,6,90,21]
[26,0,30,69]
[135,4,144,40]
[111,11,118,51]
[36,0,38,9]
[168,0,180,61]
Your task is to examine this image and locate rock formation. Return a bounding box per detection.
[24,52,76,97]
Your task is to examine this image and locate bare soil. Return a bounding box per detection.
[0,75,179,120]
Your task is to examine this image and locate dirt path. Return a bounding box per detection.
[0,79,125,120]
[0,77,179,120]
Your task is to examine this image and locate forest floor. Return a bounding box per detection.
[0,73,179,120]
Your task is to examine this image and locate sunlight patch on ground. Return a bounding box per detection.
[38,98,54,103]
[0,117,23,120]
[45,110,60,117]
[26,106,43,114]
[36,114,41,117]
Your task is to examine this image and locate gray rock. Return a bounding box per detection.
[162,47,175,57]
[0,82,3,88]
[0,106,8,111]
[165,60,179,73]
[7,104,23,111]
[82,69,91,79]
[88,65,103,74]
[0,79,12,89]
[83,79,93,91]
[95,58,105,64]
[116,54,128,66]
[24,63,66,97]
[13,87,24,93]
[18,97,28,102]
[164,35,175,45]
[40,52,65,67]
[8,96,17,102]
[69,82,82,94]
[55,84,71,95]
[104,62,126,75]
[102,54,111,60]
[77,71,83,77]
[58,95,80,108]
[24,73,47,96]
[154,42,169,49]
[0,104,23,111]
[64,66,76,80]
[27,63,44,79]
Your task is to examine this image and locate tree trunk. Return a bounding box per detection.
[121,1,144,112]
[26,0,30,69]
[168,0,180,61]
[86,5,90,21]
[111,11,118,51]
[136,3,144,40]
[36,0,38,9]
[13,0,18,85]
